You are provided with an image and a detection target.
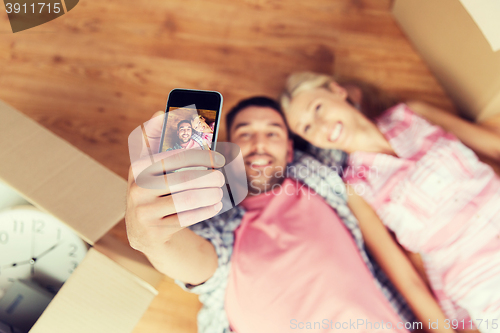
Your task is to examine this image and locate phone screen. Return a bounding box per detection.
[159,89,222,153]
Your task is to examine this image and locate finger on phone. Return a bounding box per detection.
[138,112,165,157]
[153,149,225,170]
[143,111,165,137]
[151,111,164,119]
[167,170,225,193]
[158,187,223,217]
[161,202,224,228]
[127,113,165,162]
[135,169,225,195]
[133,149,224,186]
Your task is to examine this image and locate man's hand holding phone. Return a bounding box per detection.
[127,110,226,247]
[125,111,225,284]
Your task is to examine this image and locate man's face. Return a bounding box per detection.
[229,106,293,195]
[177,123,193,143]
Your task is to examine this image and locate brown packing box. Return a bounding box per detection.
[392,0,500,122]
[0,99,163,333]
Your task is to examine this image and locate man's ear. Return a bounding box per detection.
[328,81,348,100]
[286,139,294,163]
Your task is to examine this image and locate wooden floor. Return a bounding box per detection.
[0,1,457,332]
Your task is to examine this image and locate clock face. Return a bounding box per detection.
[0,208,88,295]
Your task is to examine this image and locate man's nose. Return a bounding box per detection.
[250,133,268,153]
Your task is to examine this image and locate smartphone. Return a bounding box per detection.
[157,89,247,215]
[159,89,223,154]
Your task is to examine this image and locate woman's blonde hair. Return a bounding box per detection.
[280,72,334,112]
[191,114,204,121]
[280,71,399,121]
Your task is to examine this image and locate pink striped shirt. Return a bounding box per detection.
[344,104,500,332]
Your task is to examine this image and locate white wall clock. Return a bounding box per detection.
[0,206,88,332]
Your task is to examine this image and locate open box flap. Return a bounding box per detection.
[0,100,127,244]
[392,0,500,121]
[94,232,164,289]
[29,248,158,333]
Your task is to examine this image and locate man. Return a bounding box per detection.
[125,97,419,333]
[167,119,205,151]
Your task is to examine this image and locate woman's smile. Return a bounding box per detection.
[328,122,343,143]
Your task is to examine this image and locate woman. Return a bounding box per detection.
[281,72,500,333]
[191,114,215,147]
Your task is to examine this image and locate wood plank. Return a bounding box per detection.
[0,1,457,331]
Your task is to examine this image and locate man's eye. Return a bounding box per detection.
[315,104,321,112]
[267,132,277,137]
[304,125,310,134]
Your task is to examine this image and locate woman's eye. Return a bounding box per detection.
[304,125,311,134]
[267,132,277,138]
[315,104,321,112]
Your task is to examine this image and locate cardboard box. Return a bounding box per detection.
[0,99,163,333]
[392,0,500,122]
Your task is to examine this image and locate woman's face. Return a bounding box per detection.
[191,116,212,133]
[286,83,367,153]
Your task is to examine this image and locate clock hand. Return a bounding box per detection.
[29,241,64,277]
[1,259,32,269]
[31,220,36,276]
[2,242,65,271]
[31,220,35,258]
[34,241,64,261]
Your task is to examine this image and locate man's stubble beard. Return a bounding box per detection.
[179,136,191,144]
[247,165,287,196]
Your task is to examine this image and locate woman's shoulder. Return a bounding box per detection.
[376,103,443,143]
[377,103,420,128]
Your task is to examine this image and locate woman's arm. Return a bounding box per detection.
[403,249,432,290]
[406,101,500,164]
[346,184,455,333]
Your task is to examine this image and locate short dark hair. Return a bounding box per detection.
[225,96,291,141]
[177,119,192,131]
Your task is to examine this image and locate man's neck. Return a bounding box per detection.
[180,140,191,148]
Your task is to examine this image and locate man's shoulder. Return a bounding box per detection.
[288,149,348,202]
[188,206,245,233]
[289,150,335,172]
[166,142,182,151]
[290,148,348,176]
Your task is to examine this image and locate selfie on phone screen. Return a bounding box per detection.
[160,106,217,152]
[159,89,222,153]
